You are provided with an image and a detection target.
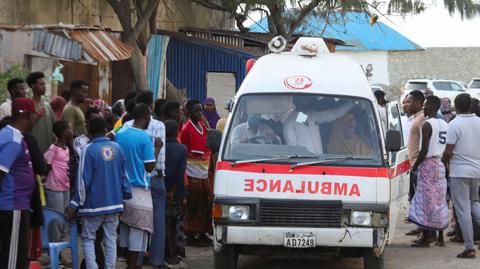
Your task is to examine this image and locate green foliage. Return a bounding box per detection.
[192,0,480,37]
[0,65,29,103]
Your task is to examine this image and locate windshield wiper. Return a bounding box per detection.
[290,156,374,170]
[232,154,319,166]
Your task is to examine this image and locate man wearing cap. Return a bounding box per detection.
[0,98,39,269]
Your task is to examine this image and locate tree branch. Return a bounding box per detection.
[126,0,161,45]
[287,0,321,37]
[106,0,133,33]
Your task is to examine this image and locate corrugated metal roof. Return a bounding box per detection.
[0,24,103,31]
[249,12,423,51]
[33,31,82,60]
[70,30,134,62]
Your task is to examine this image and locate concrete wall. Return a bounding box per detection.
[338,50,389,86]
[388,48,480,97]
[0,0,232,31]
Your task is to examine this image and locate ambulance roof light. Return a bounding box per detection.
[292,37,329,56]
[268,36,287,53]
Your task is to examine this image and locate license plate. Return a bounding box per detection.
[284,232,316,248]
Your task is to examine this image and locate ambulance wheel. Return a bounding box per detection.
[214,245,238,269]
[363,249,385,269]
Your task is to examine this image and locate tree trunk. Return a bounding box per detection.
[129,45,149,91]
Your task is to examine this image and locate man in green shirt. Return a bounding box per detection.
[63,80,88,136]
[27,72,56,154]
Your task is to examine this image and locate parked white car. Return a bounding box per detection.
[468,78,480,99]
[401,79,467,102]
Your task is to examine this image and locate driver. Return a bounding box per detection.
[231,116,281,144]
[231,115,263,144]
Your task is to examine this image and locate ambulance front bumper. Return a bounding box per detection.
[215,225,374,248]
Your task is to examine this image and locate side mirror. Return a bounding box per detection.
[207,129,222,153]
[385,129,402,152]
[226,98,234,113]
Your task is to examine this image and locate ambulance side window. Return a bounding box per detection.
[386,102,404,147]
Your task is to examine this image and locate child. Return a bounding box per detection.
[409,95,449,247]
[44,120,73,242]
[67,117,131,269]
[164,120,188,268]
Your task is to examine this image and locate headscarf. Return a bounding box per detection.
[327,113,372,156]
[203,97,220,129]
[49,96,67,121]
[89,98,111,116]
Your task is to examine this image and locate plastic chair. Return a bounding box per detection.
[41,208,78,269]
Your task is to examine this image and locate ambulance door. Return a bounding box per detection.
[386,102,409,242]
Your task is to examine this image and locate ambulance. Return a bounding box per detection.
[210,37,409,269]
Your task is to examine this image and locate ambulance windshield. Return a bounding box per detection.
[223,94,382,166]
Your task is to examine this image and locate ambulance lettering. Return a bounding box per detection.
[244,179,361,197]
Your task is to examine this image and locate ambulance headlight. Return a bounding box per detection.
[350,211,372,226]
[228,206,250,221]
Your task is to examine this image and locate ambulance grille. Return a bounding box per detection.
[258,200,342,227]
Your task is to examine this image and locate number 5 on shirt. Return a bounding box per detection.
[439,131,447,144]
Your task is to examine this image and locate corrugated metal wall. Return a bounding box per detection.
[164,36,255,100]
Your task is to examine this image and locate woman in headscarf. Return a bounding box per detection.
[327,113,372,156]
[50,95,67,121]
[203,97,220,129]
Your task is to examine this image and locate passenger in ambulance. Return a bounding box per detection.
[283,96,354,155]
[327,112,373,156]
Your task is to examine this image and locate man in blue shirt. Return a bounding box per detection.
[67,117,131,269]
[115,103,156,269]
[0,97,39,269]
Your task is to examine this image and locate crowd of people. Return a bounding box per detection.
[374,88,480,258]
[0,72,225,269]
[1,69,480,269]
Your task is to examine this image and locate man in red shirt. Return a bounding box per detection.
[180,99,212,246]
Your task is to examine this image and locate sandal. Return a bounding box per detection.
[446,230,456,237]
[457,249,475,259]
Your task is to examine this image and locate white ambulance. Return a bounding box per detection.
[211,37,409,269]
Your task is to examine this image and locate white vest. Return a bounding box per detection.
[423,118,448,158]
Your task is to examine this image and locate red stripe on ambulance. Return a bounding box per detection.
[216,161,409,179]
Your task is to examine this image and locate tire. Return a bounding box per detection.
[363,249,385,269]
[214,245,238,269]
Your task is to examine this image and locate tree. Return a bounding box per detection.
[189,0,480,38]
[107,0,161,91]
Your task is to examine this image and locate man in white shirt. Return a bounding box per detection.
[283,99,353,155]
[0,78,26,121]
[443,93,480,259]
[231,116,262,144]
